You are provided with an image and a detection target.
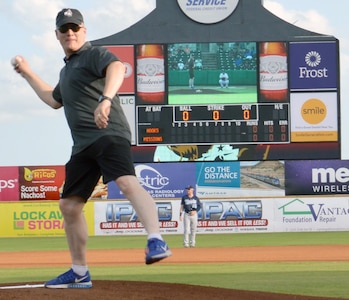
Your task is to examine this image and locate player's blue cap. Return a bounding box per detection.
[185,185,194,189]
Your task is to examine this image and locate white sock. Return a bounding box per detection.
[148,233,163,241]
[72,264,88,276]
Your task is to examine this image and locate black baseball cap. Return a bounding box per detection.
[186,185,194,189]
[56,8,84,27]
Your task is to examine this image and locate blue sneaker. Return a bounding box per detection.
[145,238,172,265]
[45,269,92,289]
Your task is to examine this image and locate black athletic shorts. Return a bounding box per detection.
[62,135,136,201]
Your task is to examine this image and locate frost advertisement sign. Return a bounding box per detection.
[285,160,349,195]
[275,197,349,232]
[289,41,338,90]
[107,162,196,199]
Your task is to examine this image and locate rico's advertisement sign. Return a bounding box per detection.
[285,160,349,195]
[19,166,65,201]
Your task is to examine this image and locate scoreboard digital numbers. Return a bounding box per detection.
[137,103,289,145]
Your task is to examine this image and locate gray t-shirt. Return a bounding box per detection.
[53,42,131,155]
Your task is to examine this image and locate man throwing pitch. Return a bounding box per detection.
[12,8,171,289]
[179,185,202,248]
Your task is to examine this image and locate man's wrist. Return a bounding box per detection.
[98,95,112,103]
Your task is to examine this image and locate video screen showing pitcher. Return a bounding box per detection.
[167,42,257,105]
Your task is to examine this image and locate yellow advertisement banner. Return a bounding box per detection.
[0,201,95,237]
[291,131,338,142]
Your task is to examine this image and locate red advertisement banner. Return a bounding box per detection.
[0,166,19,202]
[105,45,135,94]
[18,166,65,201]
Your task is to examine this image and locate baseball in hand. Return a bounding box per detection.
[11,55,22,67]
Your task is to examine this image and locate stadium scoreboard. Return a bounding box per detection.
[105,40,339,157]
[137,103,289,145]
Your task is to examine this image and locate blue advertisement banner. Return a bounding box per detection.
[285,160,349,195]
[196,162,240,188]
[107,162,196,199]
[289,41,337,90]
[107,161,285,199]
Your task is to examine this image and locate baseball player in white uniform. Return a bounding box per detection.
[219,70,229,88]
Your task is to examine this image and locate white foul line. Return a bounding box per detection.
[0,284,45,289]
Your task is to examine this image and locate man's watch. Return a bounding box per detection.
[98,95,112,103]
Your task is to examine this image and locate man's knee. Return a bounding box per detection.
[115,175,137,195]
[59,197,84,216]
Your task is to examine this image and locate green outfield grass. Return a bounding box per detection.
[1,232,349,298]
